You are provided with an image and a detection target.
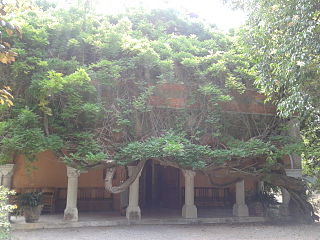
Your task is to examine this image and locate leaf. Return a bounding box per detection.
[5,28,13,36]
[6,99,13,106]
[3,42,10,48]
[0,53,8,64]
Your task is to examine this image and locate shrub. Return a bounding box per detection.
[0,186,15,240]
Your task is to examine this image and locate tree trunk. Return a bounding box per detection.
[104,160,146,194]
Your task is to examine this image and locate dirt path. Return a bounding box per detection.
[13,223,320,240]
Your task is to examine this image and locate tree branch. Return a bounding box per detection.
[104,160,146,194]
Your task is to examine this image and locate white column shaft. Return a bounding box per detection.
[257,181,264,193]
[235,180,245,205]
[2,175,13,188]
[126,166,142,221]
[182,170,197,218]
[66,176,78,209]
[233,180,249,217]
[64,166,80,222]
[128,175,139,207]
[185,171,195,206]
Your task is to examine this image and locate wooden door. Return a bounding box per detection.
[158,166,181,208]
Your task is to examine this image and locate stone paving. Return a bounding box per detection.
[10,209,265,230]
[11,210,265,230]
[13,223,320,240]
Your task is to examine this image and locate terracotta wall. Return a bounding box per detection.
[149,84,277,115]
[12,150,106,189]
[13,151,258,194]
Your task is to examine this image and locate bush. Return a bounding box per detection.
[18,192,43,207]
[0,186,15,240]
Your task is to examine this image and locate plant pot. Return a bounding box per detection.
[23,205,43,223]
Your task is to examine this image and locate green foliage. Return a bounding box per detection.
[236,0,320,187]
[239,0,320,117]
[302,123,320,189]
[0,187,15,240]
[18,191,43,207]
[0,3,302,171]
[62,132,108,169]
[114,132,302,169]
[198,83,232,103]
[88,60,122,86]
[0,108,63,163]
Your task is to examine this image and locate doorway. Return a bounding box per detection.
[140,160,181,209]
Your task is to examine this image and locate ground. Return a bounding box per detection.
[13,223,320,240]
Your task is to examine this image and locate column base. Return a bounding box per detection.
[279,204,290,216]
[182,204,197,218]
[64,207,78,221]
[126,206,141,221]
[233,204,249,217]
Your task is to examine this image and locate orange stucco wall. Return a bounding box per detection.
[13,151,67,189]
[12,151,258,194]
[12,150,106,189]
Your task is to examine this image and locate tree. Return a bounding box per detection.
[237,0,320,117]
[0,0,35,106]
[229,0,320,189]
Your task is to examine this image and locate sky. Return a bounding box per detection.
[61,0,247,30]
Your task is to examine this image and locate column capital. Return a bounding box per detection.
[182,169,196,178]
[0,164,15,176]
[285,169,302,179]
[66,166,80,178]
[127,165,142,178]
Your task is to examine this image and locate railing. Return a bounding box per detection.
[56,187,113,212]
[13,187,113,213]
[181,187,232,207]
[56,187,112,201]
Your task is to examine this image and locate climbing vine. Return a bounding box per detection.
[0,2,317,222]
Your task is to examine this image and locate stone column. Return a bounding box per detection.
[0,164,15,188]
[288,118,302,169]
[182,170,197,219]
[64,166,80,221]
[257,181,264,193]
[280,169,302,216]
[280,188,291,216]
[279,118,303,216]
[233,180,249,217]
[126,166,142,221]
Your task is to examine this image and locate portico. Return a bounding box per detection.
[12,154,255,223]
